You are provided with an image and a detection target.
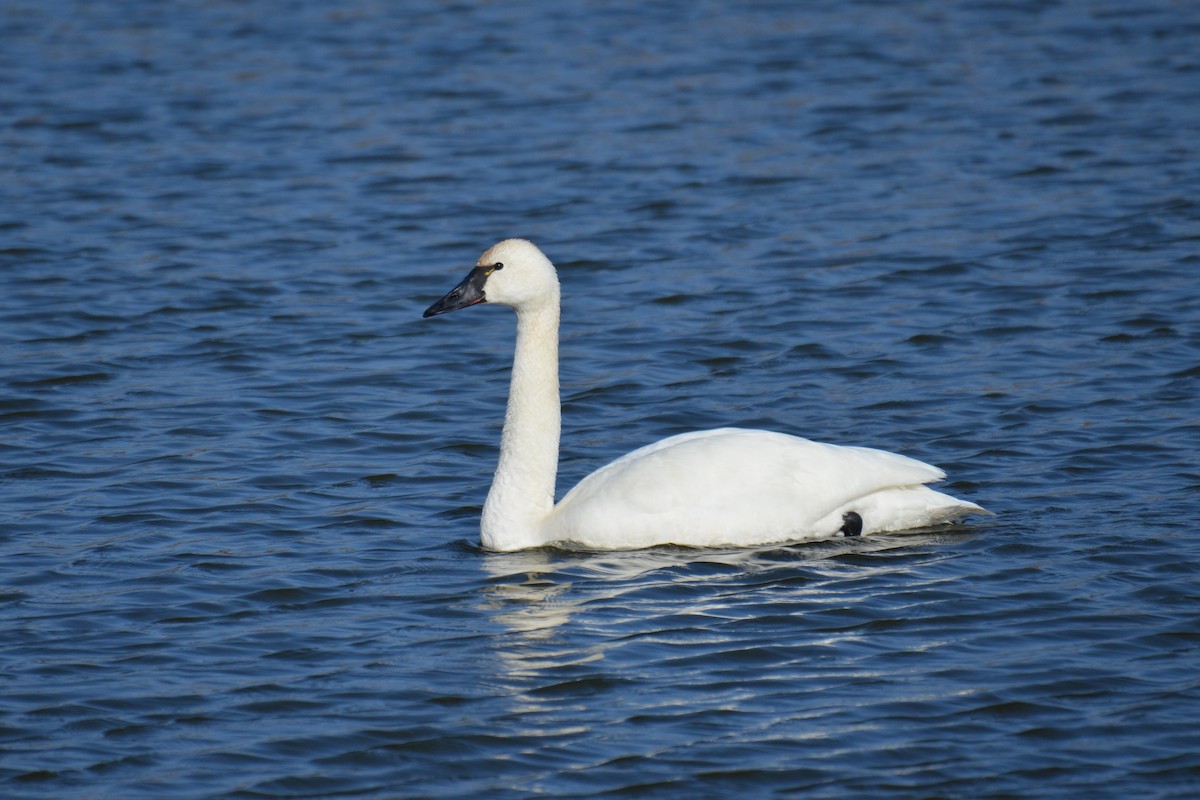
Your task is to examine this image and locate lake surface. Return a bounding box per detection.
[3,1,1199,797]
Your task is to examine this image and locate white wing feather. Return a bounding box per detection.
[546,428,982,549]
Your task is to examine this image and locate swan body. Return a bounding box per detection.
[424,239,987,552]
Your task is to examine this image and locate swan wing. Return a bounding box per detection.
[547,428,980,549]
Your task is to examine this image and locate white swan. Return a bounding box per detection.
[424,239,987,552]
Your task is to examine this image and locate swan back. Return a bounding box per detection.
[545,428,978,550]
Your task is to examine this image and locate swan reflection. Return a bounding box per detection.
[476,530,970,691]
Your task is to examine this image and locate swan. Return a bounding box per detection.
[423,239,987,552]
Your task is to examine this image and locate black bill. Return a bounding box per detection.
[423,266,490,318]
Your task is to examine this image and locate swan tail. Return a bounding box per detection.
[842,486,990,535]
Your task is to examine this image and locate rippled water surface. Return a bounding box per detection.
[3,1,1199,797]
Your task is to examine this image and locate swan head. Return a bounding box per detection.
[423,239,560,318]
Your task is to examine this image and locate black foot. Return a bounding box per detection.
[840,511,863,537]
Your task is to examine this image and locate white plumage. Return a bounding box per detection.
[424,239,987,552]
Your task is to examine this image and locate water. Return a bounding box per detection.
[2,0,1199,797]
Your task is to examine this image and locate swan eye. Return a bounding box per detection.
[491,262,504,271]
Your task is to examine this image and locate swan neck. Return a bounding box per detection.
[481,299,561,551]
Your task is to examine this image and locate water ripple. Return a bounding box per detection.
[2,0,1199,798]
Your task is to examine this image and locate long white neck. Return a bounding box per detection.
[480,296,561,551]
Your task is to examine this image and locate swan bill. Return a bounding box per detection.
[423,266,490,317]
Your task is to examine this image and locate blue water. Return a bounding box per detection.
[3,1,1199,797]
